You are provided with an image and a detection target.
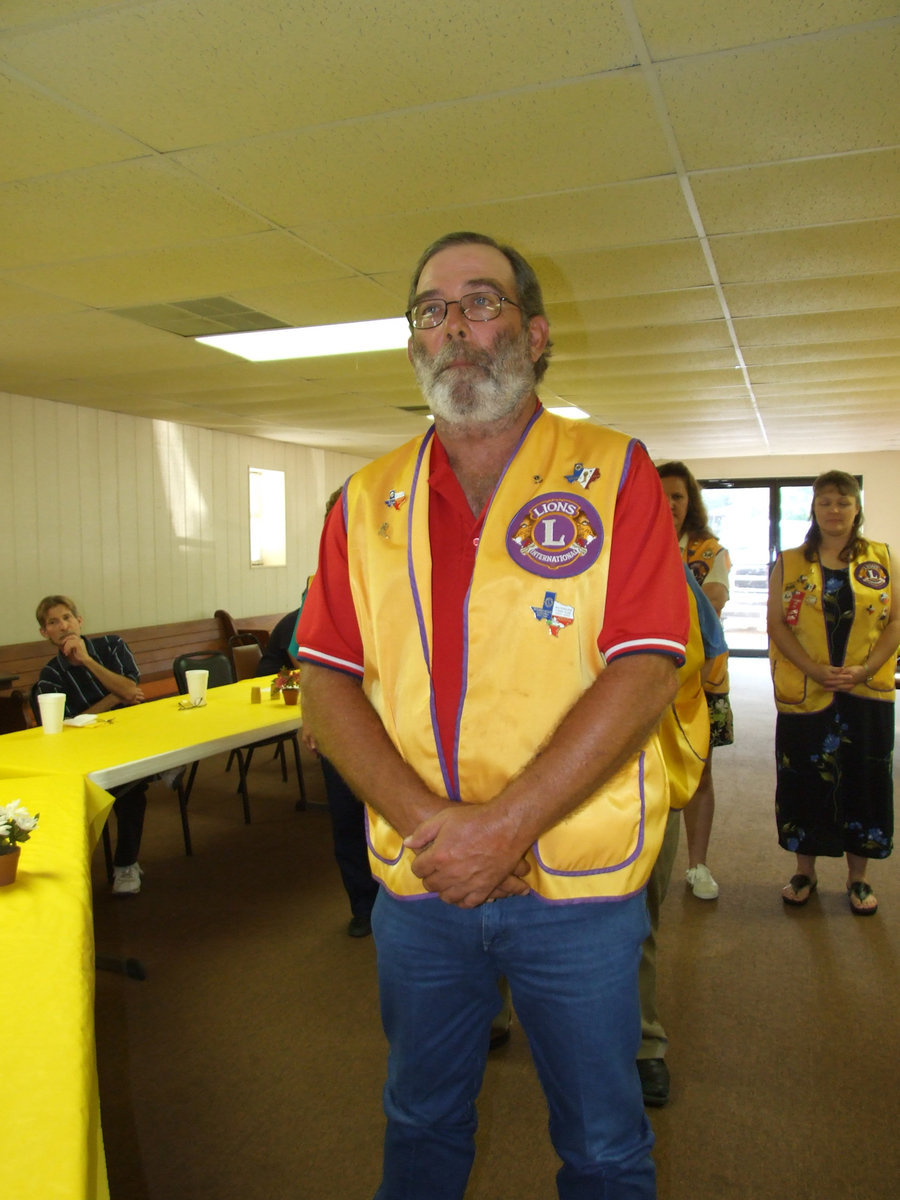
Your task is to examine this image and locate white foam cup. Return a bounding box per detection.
[37,691,66,734]
[185,669,209,705]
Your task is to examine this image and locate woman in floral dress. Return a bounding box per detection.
[768,471,900,914]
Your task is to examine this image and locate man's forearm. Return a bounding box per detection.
[300,664,446,837]
[83,659,142,703]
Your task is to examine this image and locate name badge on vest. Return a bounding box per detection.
[506,492,604,579]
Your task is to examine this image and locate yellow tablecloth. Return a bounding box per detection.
[0,682,301,1200]
[1,774,113,1200]
[0,680,302,790]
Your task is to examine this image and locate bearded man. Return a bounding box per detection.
[297,232,687,1200]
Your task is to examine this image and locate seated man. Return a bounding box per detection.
[35,594,148,895]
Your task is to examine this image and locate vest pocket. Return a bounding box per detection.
[771,657,808,706]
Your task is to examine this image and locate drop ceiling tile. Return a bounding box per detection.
[0,276,84,319]
[636,0,898,58]
[172,74,673,227]
[548,288,722,333]
[723,273,900,318]
[3,231,347,308]
[711,219,900,283]
[541,241,712,302]
[0,0,634,149]
[0,1,120,28]
[749,346,900,375]
[565,319,734,358]
[232,275,407,327]
[736,307,900,347]
[0,70,147,182]
[294,178,697,276]
[658,26,899,169]
[0,158,270,269]
[691,148,900,235]
[753,350,900,376]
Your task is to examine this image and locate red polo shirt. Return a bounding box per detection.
[298,433,686,780]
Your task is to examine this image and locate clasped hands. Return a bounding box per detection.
[403,801,531,909]
[817,663,868,692]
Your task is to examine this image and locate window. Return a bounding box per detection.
[248,467,286,567]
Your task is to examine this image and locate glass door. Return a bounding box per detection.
[702,486,773,653]
[698,476,845,655]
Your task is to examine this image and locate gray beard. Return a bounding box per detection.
[410,328,536,427]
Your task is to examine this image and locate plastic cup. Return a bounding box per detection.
[37,691,66,734]
[185,669,209,706]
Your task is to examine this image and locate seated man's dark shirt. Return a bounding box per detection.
[257,609,300,676]
[37,635,139,719]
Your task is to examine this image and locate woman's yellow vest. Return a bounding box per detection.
[684,535,729,694]
[657,579,710,811]
[769,543,894,713]
[344,411,673,901]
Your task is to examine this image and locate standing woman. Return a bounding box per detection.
[658,462,733,900]
[769,471,899,914]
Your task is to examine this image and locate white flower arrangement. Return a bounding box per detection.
[0,800,40,856]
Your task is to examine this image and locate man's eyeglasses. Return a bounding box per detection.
[406,290,521,330]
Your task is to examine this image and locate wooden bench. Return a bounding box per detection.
[0,611,287,710]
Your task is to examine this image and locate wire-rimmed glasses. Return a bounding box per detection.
[406,290,521,330]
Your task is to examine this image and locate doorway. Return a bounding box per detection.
[699,477,842,655]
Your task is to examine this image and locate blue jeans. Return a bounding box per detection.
[372,889,655,1200]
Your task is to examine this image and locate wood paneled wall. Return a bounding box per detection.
[1,392,368,644]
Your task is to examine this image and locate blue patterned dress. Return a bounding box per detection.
[775,566,894,858]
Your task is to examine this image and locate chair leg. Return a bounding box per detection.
[183,761,199,804]
[290,733,307,810]
[101,821,114,883]
[176,777,193,856]
[234,749,252,824]
[276,739,288,782]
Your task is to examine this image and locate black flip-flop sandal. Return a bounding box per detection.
[782,874,817,906]
[847,880,878,916]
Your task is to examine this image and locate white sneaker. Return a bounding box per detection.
[685,864,719,900]
[112,862,143,895]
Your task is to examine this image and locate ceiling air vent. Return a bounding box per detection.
[111,297,290,338]
[394,404,431,414]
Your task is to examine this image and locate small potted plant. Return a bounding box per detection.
[0,800,39,886]
[271,667,301,705]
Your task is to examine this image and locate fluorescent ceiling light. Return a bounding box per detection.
[546,405,590,420]
[196,317,409,362]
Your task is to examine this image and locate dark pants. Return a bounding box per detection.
[320,757,378,920]
[110,781,148,866]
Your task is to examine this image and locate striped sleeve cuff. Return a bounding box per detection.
[296,647,365,678]
[604,637,686,667]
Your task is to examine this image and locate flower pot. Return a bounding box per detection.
[0,848,21,886]
[281,688,300,706]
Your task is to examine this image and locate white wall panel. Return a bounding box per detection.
[1,392,367,643]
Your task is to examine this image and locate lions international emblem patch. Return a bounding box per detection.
[854,561,888,589]
[506,492,603,579]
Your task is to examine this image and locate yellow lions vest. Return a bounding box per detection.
[657,579,710,811]
[344,411,671,901]
[770,543,894,713]
[684,535,729,695]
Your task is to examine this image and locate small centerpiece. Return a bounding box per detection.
[0,800,40,886]
[271,667,301,706]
